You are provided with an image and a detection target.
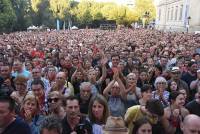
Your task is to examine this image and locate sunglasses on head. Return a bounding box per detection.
[48,98,59,103]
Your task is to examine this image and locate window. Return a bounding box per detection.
[179,5,183,20]
[167,8,170,21]
[158,9,161,21]
[171,7,174,20]
[175,6,178,20]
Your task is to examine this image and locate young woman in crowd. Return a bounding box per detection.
[132,117,152,134]
[88,94,109,134]
[162,91,189,134]
[20,94,44,134]
[10,75,28,105]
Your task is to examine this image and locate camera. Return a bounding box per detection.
[75,123,92,134]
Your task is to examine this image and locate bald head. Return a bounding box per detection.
[181,114,200,134]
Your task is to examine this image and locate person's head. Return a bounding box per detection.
[32,68,42,79]
[88,94,109,124]
[111,81,120,96]
[0,63,11,79]
[145,99,164,122]
[139,71,148,82]
[80,82,92,101]
[154,76,167,91]
[170,67,181,80]
[47,66,57,80]
[47,91,62,112]
[64,96,80,119]
[132,117,152,134]
[40,116,62,134]
[31,79,44,98]
[21,94,39,116]
[111,54,120,67]
[179,88,187,101]
[72,57,79,66]
[154,64,162,76]
[196,86,200,102]
[126,73,137,87]
[0,95,15,128]
[168,80,178,92]
[55,72,66,87]
[76,71,84,80]
[181,114,200,134]
[141,85,152,102]
[169,91,185,107]
[14,75,28,94]
[188,61,198,74]
[103,116,128,134]
[87,68,97,82]
[13,59,23,72]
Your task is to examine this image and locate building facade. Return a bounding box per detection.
[156,0,200,32]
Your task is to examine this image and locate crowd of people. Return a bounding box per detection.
[0,28,200,134]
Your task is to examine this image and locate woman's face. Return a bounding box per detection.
[179,89,187,100]
[142,90,152,101]
[127,74,137,87]
[137,123,152,134]
[24,100,37,113]
[140,72,147,81]
[94,67,100,76]
[92,100,104,121]
[15,82,27,94]
[174,94,185,107]
[156,81,167,91]
[170,81,177,91]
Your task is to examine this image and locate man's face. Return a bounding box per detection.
[0,66,10,79]
[32,68,41,79]
[80,86,91,101]
[111,56,120,67]
[182,121,200,134]
[0,102,14,128]
[55,73,66,86]
[32,84,44,98]
[13,61,22,71]
[65,100,80,119]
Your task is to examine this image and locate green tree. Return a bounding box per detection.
[0,0,16,32]
[10,0,32,31]
[134,0,156,22]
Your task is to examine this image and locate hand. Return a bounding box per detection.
[24,110,32,122]
[101,57,108,65]
[172,109,180,118]
[70,131,77,134]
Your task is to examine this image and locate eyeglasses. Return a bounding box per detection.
[48,98,59,103]
[157,82,166,85]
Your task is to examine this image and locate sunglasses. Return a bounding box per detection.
[48,98,59,103]
[157,82,166,85]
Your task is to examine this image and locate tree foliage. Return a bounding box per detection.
[0,0,156,32]
[0,0,16,32]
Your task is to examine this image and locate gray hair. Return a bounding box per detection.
[80,82,92,90]
[40,116,62,134]
[154,76,167,87]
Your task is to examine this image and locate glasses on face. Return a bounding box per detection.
[48,98,59,103]
[157,82,166,85]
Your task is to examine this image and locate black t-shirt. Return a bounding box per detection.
[76,94,91,115]
[62,115,92,134]
[186,100,200,116]
[2,117,31,134]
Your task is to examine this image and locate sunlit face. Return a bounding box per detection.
[137,123,152,134]
[127,74,137,87]
[92,101,104,121]
[24,99,37,114]
[174,94,185,107]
